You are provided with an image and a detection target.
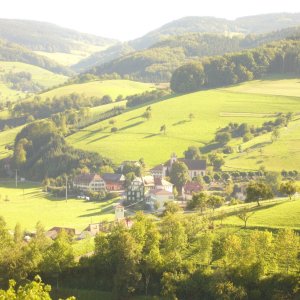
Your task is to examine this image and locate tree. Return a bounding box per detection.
[237,208,255,228]
[184,146,200,160]
[170,161,190,194]
[102,95,113,104]
[189,113,195,121]
[215,132,231,145]
[265,171,281,195]
[0,276,74,300]
[271,128,280,142]
[207,195,224,212]
[160,124,166,135]
[170,63,205,93]
[142,110,152,120]
[275,229,299,273]
[99,165,114,175]
[246,181,274,206]
[189,192,207,212]
[40,231,74,288]
[163,202,182,215]
[209,153,225,171]
[280,181,297,200]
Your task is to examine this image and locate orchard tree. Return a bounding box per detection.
[160,124,166,135]
[237,208,255,228]
[207,195,224,212]
[189,192,207,212]
[246,181,274,206]
[280,181,297,200]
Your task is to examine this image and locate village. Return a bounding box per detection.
[36,152,256,241]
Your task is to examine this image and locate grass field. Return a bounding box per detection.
[220,198,300,230]
[35,43,110,67]
[38,79,154,101]
[0,125,23,159]
[223,76,300,98]
[0,82,26,102]
[224,117,300,171]
[67,81,300,168]
[0,61,68,89]
[0,182,117,231]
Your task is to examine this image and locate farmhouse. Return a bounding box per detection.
[73,173,106,192]
[102,173,125,191]
[150,153,207,179]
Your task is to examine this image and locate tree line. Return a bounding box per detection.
[170,39,300,93]
[0,210,298,300]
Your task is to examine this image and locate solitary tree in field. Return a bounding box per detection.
[207,195,224,212]
[280,181,297,200]
[246,181,273,206]
[142,110,152,121]
[237,208,255,228]
[271,128,280,142]
[160,124,166,135]
[189,113,195,121]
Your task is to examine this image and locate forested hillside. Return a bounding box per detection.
[129,13,300,50]
[88,27,300,82]
[0,39,72,75]
[171,39,300,93]
[0,19,116,53]
[72,42,135,72]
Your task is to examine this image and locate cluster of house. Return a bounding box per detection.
[72,153,209,210]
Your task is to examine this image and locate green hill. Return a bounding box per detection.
[0,38,72,75]
[129,13,300,50]
[0,61,68,90]
[221,197,300,230]
[0,19,116,53]
[67,78,300,170]
[38,79,155,100]
[90,28,300,82]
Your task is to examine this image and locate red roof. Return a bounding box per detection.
[184,181,203,193]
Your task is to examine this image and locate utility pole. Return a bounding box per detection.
[65,176,68,203]
[15,169,18,188]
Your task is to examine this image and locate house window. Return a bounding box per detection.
[194,171,197,177]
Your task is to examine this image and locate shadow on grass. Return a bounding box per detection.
[120,121,144,131]
[126,115,142,122]
[144,133,159,139]
[87,135,110,144]
[172,119,189,126]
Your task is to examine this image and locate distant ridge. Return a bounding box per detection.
[0,19,117,53]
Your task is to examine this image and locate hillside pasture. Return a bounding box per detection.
[38,79,155,101]
[223,77,300,98]
[220,197,300,230]
[67,88,300,168]
[224,117,300,171]
[0,182,117,231]
[0,61,68,89]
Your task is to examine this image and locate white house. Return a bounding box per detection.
[73,173,106,192]
[150,153,207,179]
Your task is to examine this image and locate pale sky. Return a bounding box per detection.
[1,0,300,41]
